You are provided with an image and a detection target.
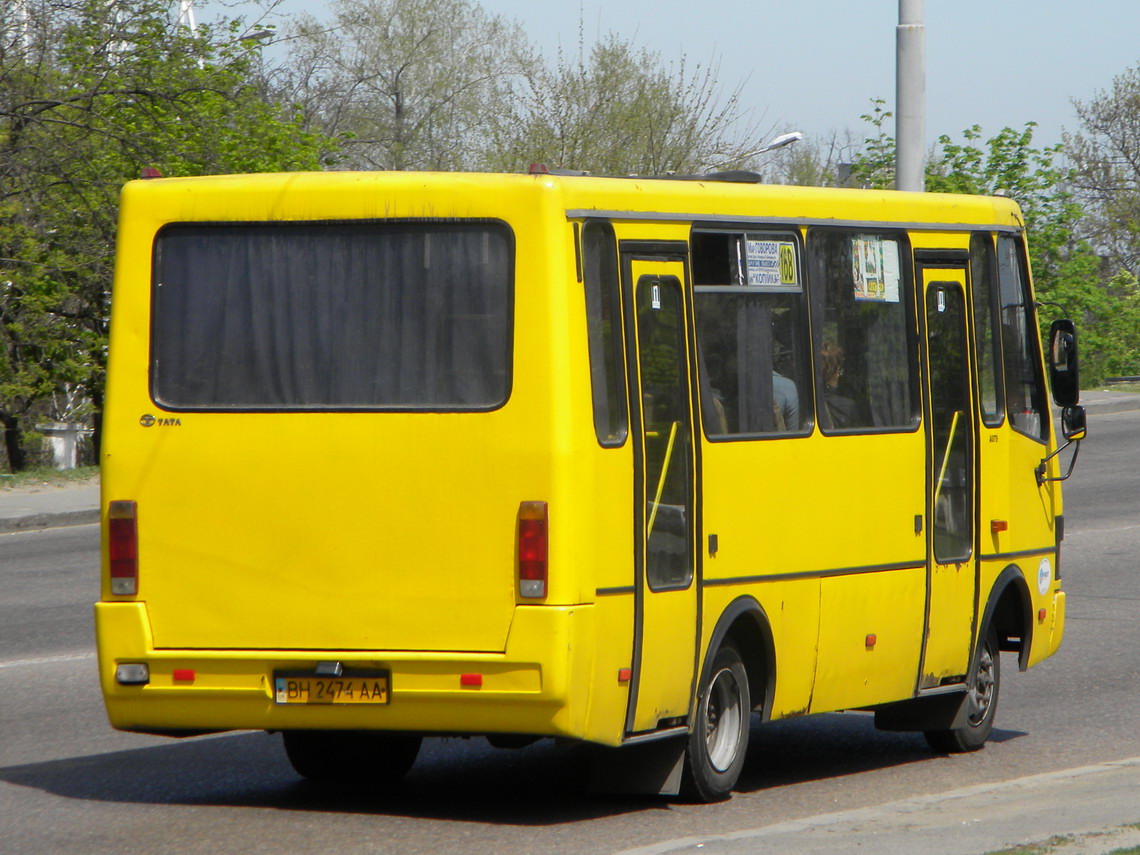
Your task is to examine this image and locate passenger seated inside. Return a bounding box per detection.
[772,370,799,430]
[821,341,855,429]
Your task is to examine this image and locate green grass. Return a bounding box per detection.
[985,828,1140,855]
[986,837,1073,855]
[1100,382,1140,393]
[0,465,99,490]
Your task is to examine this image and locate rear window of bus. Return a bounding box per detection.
[150,221,513,411]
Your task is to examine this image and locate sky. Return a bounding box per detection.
[221,0,1140,151]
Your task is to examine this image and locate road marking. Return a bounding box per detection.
[0,651,96,671]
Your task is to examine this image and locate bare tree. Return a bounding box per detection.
[486,31,771,177]
[1067,63,1140,275]
[282,0,533,171]
[762,129,863,187]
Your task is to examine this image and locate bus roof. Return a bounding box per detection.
[121,170,1026,232]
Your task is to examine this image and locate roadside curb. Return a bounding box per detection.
[0,508,100,533]
[614,758,1140,855]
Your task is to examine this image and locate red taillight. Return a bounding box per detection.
[518,501,548,598]
[108,500,138,595]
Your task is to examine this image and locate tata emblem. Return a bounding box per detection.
[139,414,156,427]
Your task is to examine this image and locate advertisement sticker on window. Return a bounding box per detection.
[851,236,900,302]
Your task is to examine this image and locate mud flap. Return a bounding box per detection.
[873,689,970,732]
[587,737,686,796]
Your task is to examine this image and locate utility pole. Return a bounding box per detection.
[896,0,926,192]
[176,0,197,31]
[13,0,31,50]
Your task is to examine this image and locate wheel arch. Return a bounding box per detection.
[980,564,1034,672]
[700,595,776,721]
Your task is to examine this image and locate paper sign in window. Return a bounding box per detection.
[851,236,901,302]
[746,239,800,290]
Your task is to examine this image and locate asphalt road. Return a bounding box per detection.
[1,398,1138,854]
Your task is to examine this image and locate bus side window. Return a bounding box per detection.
[582,221,628,446]
[692,230,811,438]
[808,229,919,432]
[970,232,1005,426]
[996,235,1047,440]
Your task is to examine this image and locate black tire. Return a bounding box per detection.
[681,641,750,802]
[282,730,421,785]
[925,626,1001,753]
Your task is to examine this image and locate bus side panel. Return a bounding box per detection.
[802,432,927,713]
[812,568,926,712]
[699,581,820,720]
[701,429,926,715]
[700,438,819,718]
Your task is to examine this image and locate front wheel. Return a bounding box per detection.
[681,641,750,802]
[925,626,1001,753]
[282,730,422,786]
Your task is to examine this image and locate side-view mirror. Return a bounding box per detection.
[1048,319,1080,408]
[1061,404,1087,442]
[1036,403,1087,484]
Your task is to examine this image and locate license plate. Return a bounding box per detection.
[274,672,389,705]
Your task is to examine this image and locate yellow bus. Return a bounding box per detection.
[96,168,1084,801]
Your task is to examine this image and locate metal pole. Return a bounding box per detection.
[14,0,31,50]
[177,0,197,31]
[896,0,926,192]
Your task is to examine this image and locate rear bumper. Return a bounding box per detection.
[95,601,599,741]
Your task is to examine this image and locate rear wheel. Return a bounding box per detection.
[925,626,1000,753]
[282,730,421,785]
[681,641,750,802]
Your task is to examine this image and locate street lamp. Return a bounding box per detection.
[753,131,804,155]
[701,131,804,175]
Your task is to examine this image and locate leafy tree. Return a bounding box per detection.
[849,98,897,190]
[283,0,532,170]
[486,32,767,176]
[845,102,1136,383]
[0,0,333,470]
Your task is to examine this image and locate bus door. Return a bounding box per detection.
[920,265,977,686]
[621,251,699,736]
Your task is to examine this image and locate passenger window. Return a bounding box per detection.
[582,221,627,446]
[970,232,1004,426]
[808,230,919,431]
[692,230,811,437]
[997,235,1047,440]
